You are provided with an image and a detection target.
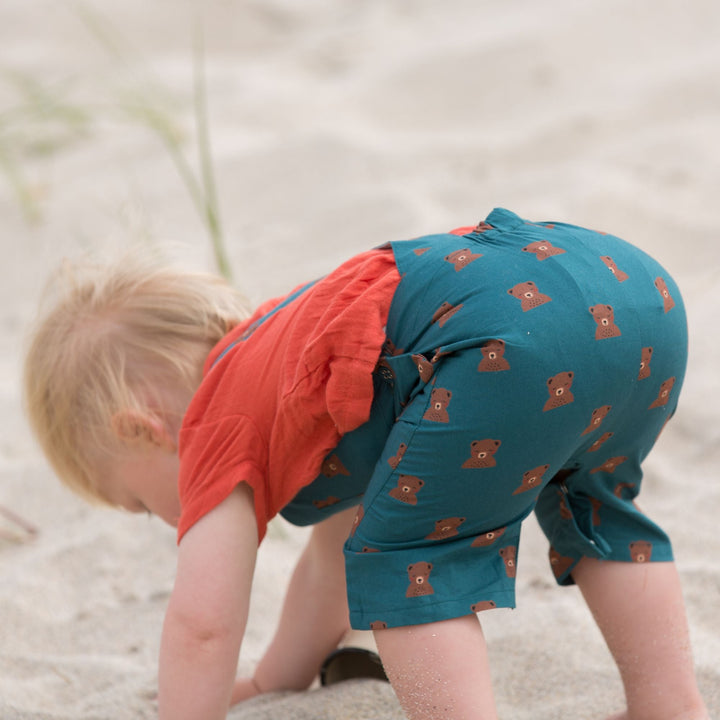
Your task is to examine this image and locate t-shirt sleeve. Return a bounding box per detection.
[177,415,269,543]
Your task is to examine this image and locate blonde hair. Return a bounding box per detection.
[23,254,251,505]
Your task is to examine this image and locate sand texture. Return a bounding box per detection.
[1,0,719,718]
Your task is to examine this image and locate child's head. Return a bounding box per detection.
[24,254,251,507]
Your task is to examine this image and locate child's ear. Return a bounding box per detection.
[111,410,176,451]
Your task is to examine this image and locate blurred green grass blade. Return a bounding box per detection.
[193,21,231,281]
[75,1,233,280]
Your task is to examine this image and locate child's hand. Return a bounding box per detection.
[230,677,261,706]
[241,508,356,696]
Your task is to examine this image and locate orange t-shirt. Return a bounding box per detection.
[177,247,401,543]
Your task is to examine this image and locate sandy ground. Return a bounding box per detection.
[1,1,719,718]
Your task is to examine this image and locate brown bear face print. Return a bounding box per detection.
[590,456,628,475]
[590,497,603,526]
[638,346,653,380]
[423,387,452,423]
[549,547,574,578]
[522,240,566,260]
[432,302,464,327]
[313,496,341,509]
[412,354,434,383]
[543,371,575,411]
[649,376,676,409]
[462,439,501,468]
[587,431,614,452]
[613,482,637,499]
[477,339,510,372]
[413,247,431,256]
[471,526,507,547]
[629,541,653,563]
[321,454,351,477]
[470,600,497,613]
[389,475,424,505]
[512,464,550,495]
[444,248,482,271]
[474,221,494,233]
[499,546,517,578]
[362,546,380,553]
[600,256,629,282]
[426,516,466,541]
[654,277,675,313]
[387,443,407,469]
[581,405,612,435]
[406,562,434,597]
[507,281,552,311]
[370,620,388,630]
[589,304,622,340]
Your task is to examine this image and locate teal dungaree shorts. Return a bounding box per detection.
[280,208,688,630]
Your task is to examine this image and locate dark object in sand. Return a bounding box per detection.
[320,647,388,687]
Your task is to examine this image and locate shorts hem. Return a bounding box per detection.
[551,542,674,587]
[349,588,516,631]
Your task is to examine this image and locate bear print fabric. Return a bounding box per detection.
[285,208,686,630]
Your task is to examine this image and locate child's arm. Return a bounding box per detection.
[231,506,356,703]
[158,483,258,720]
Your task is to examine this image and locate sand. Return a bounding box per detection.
[1,0,718,717]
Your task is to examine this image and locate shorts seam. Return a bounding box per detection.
[349,377,438,548]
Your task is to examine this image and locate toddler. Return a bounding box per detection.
[24,208,709,720]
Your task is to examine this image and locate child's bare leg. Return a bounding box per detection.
[374,614,498,720]
[572,557,708,720]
